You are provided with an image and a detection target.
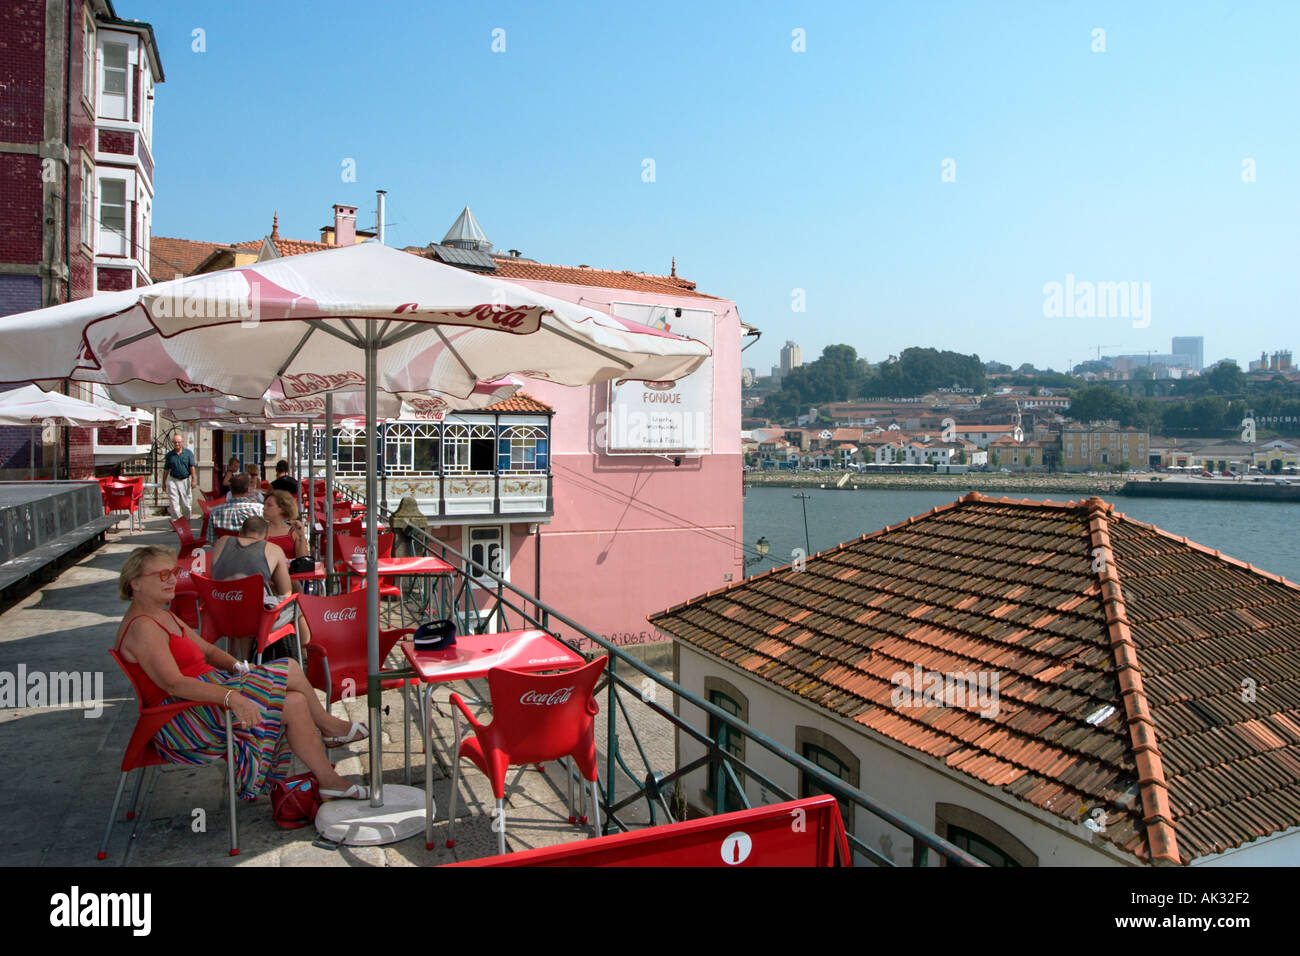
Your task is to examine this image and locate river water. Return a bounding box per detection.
[743,487,1300,583]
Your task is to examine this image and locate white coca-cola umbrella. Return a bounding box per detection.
[0,383,136,480]
[0,241,709,831]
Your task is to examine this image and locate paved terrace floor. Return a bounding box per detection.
[0,515,674,867]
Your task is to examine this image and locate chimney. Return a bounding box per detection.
[333,203,357,246]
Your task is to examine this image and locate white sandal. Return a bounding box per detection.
[320,784,368,800]
[323,720,368,748]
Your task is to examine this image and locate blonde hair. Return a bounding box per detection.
[266,488,298,521]
[119,545,178,601]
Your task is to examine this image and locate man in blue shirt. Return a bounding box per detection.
[163,432,197,521]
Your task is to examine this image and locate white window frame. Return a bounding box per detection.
[82,12,96,107]
[80,158,95,251]
[99,38,131,121]
[501,424,546,473]
[97,175,129,257]
[140,63,154,145]
[139,195,150,272]
[442,422,494,474]
[463,524,506,584]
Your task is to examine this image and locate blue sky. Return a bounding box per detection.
[134,0,1300,375]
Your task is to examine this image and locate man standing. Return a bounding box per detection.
[162,433,196,521]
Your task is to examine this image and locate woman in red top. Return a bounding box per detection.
[114,545,368,800]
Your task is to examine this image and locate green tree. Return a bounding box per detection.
[1069,385,1132,424]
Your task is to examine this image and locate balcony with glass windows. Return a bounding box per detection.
[326,415,552,520]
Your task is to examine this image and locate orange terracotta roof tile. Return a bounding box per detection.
[481,392,552,413]
[649,492,1300,865]
[149,236,228,283]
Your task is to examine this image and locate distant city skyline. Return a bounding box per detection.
[130,1,1300,377]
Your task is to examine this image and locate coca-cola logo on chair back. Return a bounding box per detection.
[484,657,608,771]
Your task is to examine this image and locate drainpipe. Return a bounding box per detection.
[62,0,72,306]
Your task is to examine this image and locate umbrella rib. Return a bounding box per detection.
[339,317,365,344]
[544,323,635,369]
[307,319,363,347]
[433,327,480,382]
[377,321,426,349]
[275,324,320,377]
[111,327,159,351]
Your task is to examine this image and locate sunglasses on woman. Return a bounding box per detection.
[138,567,181,583]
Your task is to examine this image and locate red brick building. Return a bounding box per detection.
[0,1,162,477]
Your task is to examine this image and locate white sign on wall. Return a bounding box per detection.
[605,303,713,455]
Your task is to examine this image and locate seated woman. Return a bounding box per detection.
[114,544,368,802]
[220,456,241,497]
[210,514,311,658]
[263,489,309,560]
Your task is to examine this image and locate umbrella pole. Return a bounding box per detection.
[325,396,335,593]
[365,337,382,806]
[307,420,316,556]
[29,426,34,481]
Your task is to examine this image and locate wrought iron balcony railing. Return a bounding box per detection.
[334,483,984,867]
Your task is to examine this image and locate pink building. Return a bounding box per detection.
[166,206,746,651]
[409,212,745,652]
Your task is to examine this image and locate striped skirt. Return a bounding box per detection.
[152,662,292,801]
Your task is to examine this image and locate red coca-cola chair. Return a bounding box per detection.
[192,572,300,667]
[170,517,204,562]
[444,656,608,855]
[333,532,400,599]
[98,650,240,859]
[296,590,413,711]
[198,496,221,541]
[168,551,206,630]
[102,481,141,533]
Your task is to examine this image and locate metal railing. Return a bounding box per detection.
[334,483,984,867]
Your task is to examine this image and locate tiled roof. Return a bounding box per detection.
[482,392,552,413]
[149,237,228,283]
[234,237,334,257]
[650,493,1300,865]
[488,256,723,300]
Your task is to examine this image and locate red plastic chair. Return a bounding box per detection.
[102,482,141,532]
[170,518,204,562]
[167,551,207,630]
[334,532,400,598]
[192,572,300,667]
[198,496,221,541]
[98,650,240,859]
[445,656,608,854]
[296,590,414,710]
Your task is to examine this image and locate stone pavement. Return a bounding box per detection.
[0,515,678,867]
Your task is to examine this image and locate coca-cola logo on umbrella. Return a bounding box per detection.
[519,687,574,706]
